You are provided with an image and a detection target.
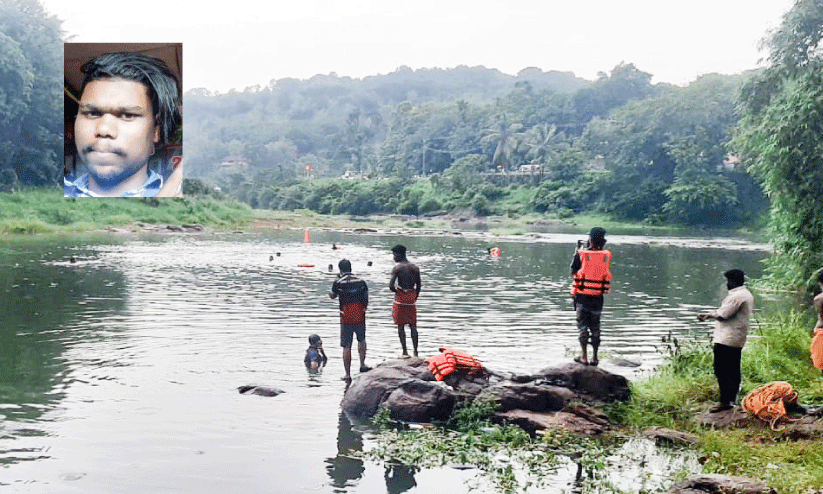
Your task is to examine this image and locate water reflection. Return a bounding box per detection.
[326,412,365,491]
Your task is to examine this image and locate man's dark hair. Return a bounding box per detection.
[80,52,181,148]
[338,259,352,273]
[308,334,321,345]
[391,245,407,255]
[588,227,606,249]
[724,269,745,287]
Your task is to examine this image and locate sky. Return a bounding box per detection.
[41,0,796,93]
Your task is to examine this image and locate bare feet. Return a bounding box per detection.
[574,356,589,365]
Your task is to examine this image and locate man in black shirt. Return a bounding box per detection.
[330,259,370,381]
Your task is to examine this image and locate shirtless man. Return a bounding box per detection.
[389,245,421,357]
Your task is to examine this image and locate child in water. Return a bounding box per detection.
[304,334,328,371]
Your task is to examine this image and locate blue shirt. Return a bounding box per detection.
[64,170,164,197]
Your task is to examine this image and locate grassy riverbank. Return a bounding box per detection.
[619,309,823,493]
[0,187,254,234]
[365,310,823,494]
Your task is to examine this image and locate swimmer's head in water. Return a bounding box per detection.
[338,259,352,273]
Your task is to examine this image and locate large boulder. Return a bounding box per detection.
[536,362,631,402]
[341,358,435,419]
[669,474,775,494]
[384,379,457,422]
[477,383,573,412]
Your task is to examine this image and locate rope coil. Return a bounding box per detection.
[740,381,798,430]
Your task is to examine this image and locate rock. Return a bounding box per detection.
[605,358,642,368]
[341,358,434,419]
[443,372,495,396]
[477,383,572,412]
[669,474,775,494]
[384,380,457,422]
[642,426,697,446]
[496,402,610,436]
[535,362,631,402]
[238,385,284,397]
[696,406,754,429]
[776,416,823,440]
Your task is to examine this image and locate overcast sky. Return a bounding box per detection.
[41,0,795,93]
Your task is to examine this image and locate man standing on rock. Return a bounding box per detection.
[390,245,421,357]
[330,259,370,382]
[570,227,611,366]
[698,269,754,413]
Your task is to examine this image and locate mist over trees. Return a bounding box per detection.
[186,62,763,228]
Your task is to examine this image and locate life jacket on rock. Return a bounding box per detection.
[425,353,456,381]
[441,347,484,375]
[425,348,484,381]
[572,249,612,296]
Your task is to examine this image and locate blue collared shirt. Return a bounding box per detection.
[64,170,164,197]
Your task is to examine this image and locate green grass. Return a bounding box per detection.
[0,187,254,234]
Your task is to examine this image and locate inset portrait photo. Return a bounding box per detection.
[64,43,182,197]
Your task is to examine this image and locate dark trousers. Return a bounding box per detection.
[713,343,742,404]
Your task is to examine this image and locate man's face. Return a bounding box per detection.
[74,78,159,191]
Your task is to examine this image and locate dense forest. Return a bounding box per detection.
[1,0,821,285]
[185,61,764,228]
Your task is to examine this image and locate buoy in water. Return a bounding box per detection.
[298,264,315,268]
[489,247,501,257]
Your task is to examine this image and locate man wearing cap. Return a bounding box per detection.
[390,245,422,357]
[330,259,370,381]
[698,269,754,412]
[570,227,611,366]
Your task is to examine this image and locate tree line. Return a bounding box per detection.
[2,0,821,290]
[186,62,763,228]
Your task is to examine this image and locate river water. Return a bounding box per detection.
[0,227,772,493]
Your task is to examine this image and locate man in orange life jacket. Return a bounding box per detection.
[330,259,371,382]
[570,227,611,366]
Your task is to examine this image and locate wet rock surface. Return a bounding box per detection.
[535,362,631,402]
[642,426,698,446]
[669,474,775,494]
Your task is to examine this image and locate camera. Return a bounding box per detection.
[576,239,589,249]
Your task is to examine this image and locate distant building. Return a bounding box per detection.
[219,156,250,168]
[517,164,542,174]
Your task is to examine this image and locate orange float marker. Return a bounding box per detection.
[304,229,310,243]
[490,247,501,257]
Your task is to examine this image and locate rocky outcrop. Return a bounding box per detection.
[384,380,457,422]
[536,362,631,402]
[477,383,573,412]
[669,474,775,494]
[341,358,436,419]
[497,402,611,436]
[341,358,632,437]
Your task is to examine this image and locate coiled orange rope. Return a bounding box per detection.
[741,381,798,430]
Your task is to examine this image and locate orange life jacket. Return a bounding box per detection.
[440,347,484,375]
[572,249,612,296]
[425,353,456,381]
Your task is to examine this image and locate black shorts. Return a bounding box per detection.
[340,322,366,348]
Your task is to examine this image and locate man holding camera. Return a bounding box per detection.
[570,227,611,366]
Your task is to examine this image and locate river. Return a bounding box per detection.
[0,227,772,493]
